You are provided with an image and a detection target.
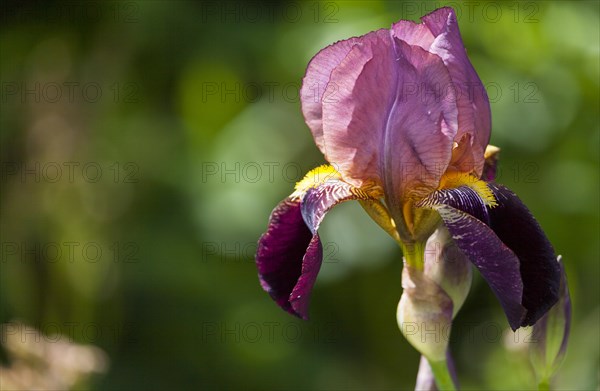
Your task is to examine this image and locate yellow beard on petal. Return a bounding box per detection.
[291,164,342,199]
[437,171,498,208]
[291,164,384,200]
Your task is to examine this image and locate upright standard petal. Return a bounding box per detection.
[391,19,435,50]
[300,37,360,152]
[256,172,375,319]
[320,29,458,204]
[423,7,492,176]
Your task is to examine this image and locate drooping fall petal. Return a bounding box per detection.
[486,183,561,326]
[256,178,372,319]
[256,199,313,318]
[418,184,561,330]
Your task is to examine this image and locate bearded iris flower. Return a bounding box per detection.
[256,6,560,341]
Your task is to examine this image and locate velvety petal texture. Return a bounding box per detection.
[256,179,370,319]
[418,184,561,330]
[256,199,313,318]
[487,183,561,326]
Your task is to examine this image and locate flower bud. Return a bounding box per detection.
[397,227,473,362]
[423,227,472,317]
[529,256,571,384]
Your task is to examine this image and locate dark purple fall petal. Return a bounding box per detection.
[288,234,323,318]
[300,180,363,232]
[256,181,364,319]
[487,183,561,326]
[417,184,490,225]
[426,190,525,330]
[419,184,561,329]
[256,199,313,318]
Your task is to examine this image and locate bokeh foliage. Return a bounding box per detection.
[0,1,598,390]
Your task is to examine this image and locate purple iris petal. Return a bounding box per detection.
[422,186,525,330]
[300,37,360,151]
[487,183,561,326]
[393,8,491,175]
[300,180,360,232]
[300,7,489,203]
[256,199,313,318]
[422,8,492,173]
[321,29,457,203]
[419,184,561,330]
[256,181,363,319]
[418,184,489,225]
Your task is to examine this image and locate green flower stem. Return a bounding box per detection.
[400,241,426,270]
[428,358,457,391]
[538,379,551,391]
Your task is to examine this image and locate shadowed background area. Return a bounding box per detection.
[0,1,598,390]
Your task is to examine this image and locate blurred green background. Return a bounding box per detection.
[1,1,598,390]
